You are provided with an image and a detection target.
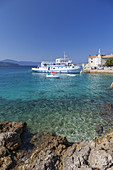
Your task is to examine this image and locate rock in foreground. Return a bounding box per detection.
[1,121,113,170]
[0,121,26,169]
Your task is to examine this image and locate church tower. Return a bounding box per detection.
[99,49,101,56]
[98,48,102,66]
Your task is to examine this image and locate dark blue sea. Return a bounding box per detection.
[0,66,113,142]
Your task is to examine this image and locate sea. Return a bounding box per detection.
[0,66,113,142]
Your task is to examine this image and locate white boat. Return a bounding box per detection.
[32,54,80,74]
[66,74,77,77]
[46,74,60,78]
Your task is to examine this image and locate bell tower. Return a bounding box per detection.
[99,49,101,55]
[98,49,102,66]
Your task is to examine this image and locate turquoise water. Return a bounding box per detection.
[0,66,113,142]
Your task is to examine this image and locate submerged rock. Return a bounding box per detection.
[95,124,103,135]
[104,104,113,110]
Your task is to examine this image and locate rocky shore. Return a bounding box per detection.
[0,121,113,170]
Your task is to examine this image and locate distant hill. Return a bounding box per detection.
[1,59,40,66]
[0,62,20,67]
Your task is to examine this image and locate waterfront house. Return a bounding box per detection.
[83,49,113,70]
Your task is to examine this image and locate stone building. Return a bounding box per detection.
[83,49,113,69]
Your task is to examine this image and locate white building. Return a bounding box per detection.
[83,49,113,69]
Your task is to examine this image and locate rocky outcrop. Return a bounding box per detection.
[0,121,27,134]
[16,135,69,170]
[1,121,113,170]
[15,130,113,170]
[0,121,26,170]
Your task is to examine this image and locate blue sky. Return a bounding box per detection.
[0,0,113,63]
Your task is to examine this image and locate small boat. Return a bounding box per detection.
[32,54,80,74]
[46,74,60,78]
[66,74,77,77]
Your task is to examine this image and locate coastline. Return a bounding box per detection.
[1,121,113,170]
[83,66,113,74]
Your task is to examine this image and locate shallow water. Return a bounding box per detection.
[0,66,113,142]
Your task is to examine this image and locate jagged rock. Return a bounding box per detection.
[0,132,21,150]
[1,121,113,170]
[0,121,27,134]
[0,121,27,169]
[62,142,91,169]
[0,121,27,150]
[15,135,69,170]
[0,155,12,170]
[88,149,113,170]
[30,131,53,147]
[21,150,61,170]
[0,146,8,157]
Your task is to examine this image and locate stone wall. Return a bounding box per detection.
[83,66,113,74]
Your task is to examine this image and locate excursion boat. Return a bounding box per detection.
[32,54,80,74]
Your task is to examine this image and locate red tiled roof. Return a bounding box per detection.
[89,54,113,58]
[102,55,113,58]
[89,55,97,58]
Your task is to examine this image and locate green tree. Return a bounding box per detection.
[105,58,113,67]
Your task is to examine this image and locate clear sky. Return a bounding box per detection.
[0,0,113,63]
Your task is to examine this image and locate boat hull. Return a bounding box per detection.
[32,68,80,74]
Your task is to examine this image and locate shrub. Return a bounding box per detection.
[105,58,113,67]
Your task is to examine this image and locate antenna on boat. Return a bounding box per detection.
[64,51,66,61]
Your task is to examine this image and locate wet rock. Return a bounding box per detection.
[95,124,103,135]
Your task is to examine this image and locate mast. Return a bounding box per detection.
[64,52,66,61]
